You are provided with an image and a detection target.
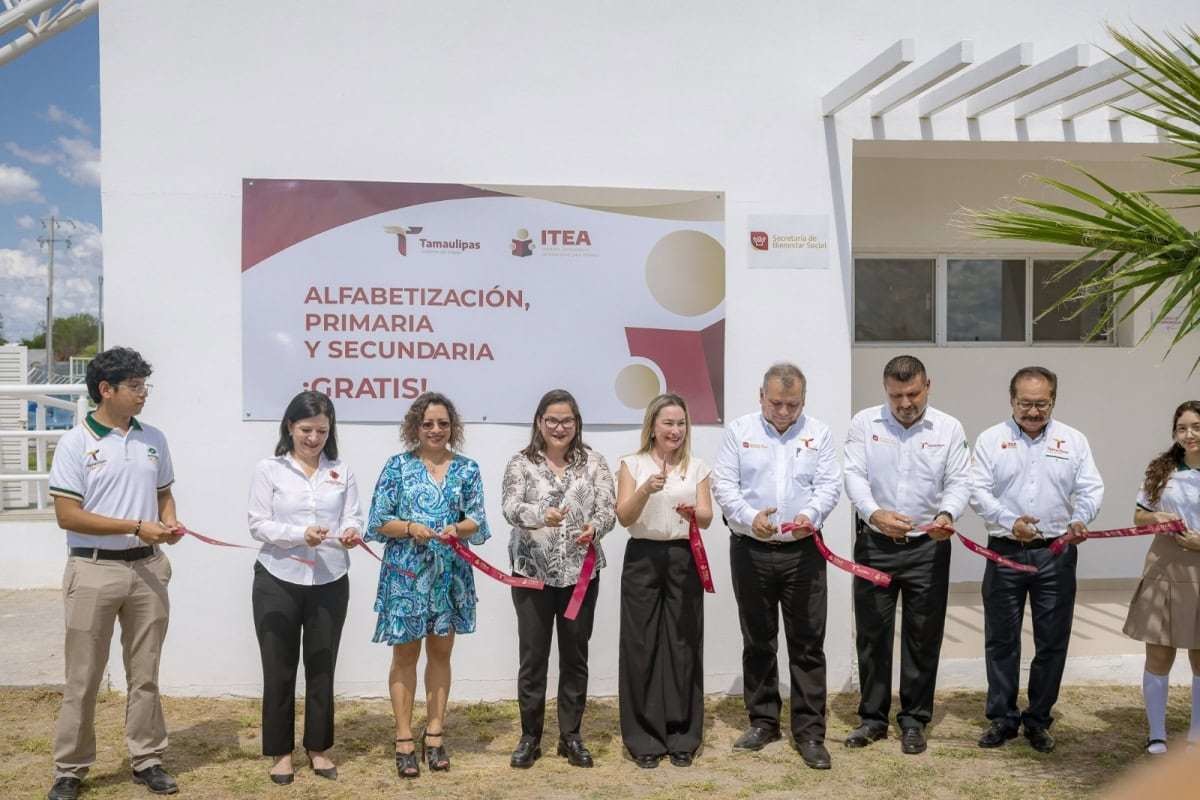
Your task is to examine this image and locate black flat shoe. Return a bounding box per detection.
[1024,726,1055,753]
[510,735,541,769]
[634,754,660,769]
[795,739,831,769]
[557,736,594,767]
[1146,737,1168,755]
[732,726,782,751]
[843,724,887,748]
[900,727,927,755]
[978,721,1018,749]
[269,771,294,785]
[131,765,179,795]
[47,777,81,800]
[668,751,693,767]
[395,737,419,779]
[306,752,337,780]
[422,728,450,772]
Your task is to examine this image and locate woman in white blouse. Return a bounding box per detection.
[247,391,362,784]
[615,393,713,769]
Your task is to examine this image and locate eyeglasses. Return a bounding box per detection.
[420,420,451,430]
[541,416,577,430]
[121,382,153,396]
[1014,400,1052,412]
[1175,423,1200,436]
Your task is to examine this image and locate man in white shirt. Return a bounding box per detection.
[843,355,971,755]
[45,347,183,800]
[712,363,842,770]
[970,366,1103,753]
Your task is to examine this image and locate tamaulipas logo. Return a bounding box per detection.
[383,225,423,256]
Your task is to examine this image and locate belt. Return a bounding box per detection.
[731,532,809,549]
[855,517,929,546]
[69,546,156,561]
[987,536,1050,550]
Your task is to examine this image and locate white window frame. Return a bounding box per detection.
[852,253,1117,347]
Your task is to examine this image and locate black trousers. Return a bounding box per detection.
[729,534,827,741]
[251,562,348,756]
[511,578,598,740]
[852,523,951,731]
[982,538,1077,731]
[619,539,704,758]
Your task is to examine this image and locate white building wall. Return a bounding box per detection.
[1,0,1195,698]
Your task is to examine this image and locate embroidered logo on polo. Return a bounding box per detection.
[798,437,815,451]
[1000,441,1018,449]
[85,449,107,469]
[742,441,767,449]
[871,433,898,445]
[146,446,160,464]
[920,441,945,450]
[1045,439,1070,460]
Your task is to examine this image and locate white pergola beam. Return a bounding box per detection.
[1062,74,1146,119]
[1014,50,1139,118]
[967,44,1092,117]
[1108,86,1162,120]
[0,0,60,37]
[0,0,95,67]
[822,38,915,116]
[918,43,1033,117]
[870,41,973,116]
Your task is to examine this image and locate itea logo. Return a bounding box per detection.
[511,228,534,257]
[750,231,769,251]
[384,225,423,256]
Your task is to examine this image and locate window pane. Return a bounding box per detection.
[854,259,934,342]
[1033,260,1111,342]
[946,259,1026,342]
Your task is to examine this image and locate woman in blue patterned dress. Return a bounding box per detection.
[365,392,489,779]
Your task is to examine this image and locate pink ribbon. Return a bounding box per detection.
[440,534,545,590]
[357,539,417,580]
[181,526,315,567]
[564,544,597,620]
[780,523,892,588]
[1048,519,1187,555]
[914,523,1037,574]
[687,512,716,594]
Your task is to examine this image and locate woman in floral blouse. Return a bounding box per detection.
[365,392,489,779]
[501,388,616,769]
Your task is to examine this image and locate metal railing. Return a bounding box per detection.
[0,384,89,511]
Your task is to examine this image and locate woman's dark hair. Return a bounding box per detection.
[1143,400,1200,505]
[521,389,588,465]
[275,391,338,460]
[401,392,464,451]
[85,346,152,403]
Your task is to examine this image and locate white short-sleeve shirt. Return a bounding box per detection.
[620,453,711,541]
[48,413,175,550]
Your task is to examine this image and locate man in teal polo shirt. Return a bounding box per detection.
[45,347,184,800]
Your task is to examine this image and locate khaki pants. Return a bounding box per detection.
[53,550,172,779]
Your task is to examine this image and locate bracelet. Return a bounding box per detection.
[404,521,411,537]
[133,519,142,537]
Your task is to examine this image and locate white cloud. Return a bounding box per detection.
[0,221,102,340]
[44,105,91,135]
[55,137,101,187]
[5,142,58,166]
[0,163,43,203]
[16,215,35,229]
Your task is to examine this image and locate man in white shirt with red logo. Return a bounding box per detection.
[843,355,971,756]
[712,362,841,770]
[970,366,1103,753]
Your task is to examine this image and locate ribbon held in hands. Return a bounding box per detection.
[180,526,315,567]
[780,523,892,588]
[687,511,716,594]
[1048,519,1187,556]
[563,544,597,620]
[914,523,1038,575]
[440,534,545,590]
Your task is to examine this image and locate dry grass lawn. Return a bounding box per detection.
[0,685,1193,799]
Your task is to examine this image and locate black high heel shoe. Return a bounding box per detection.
[395,737,420,779]
[306,751,338,780]
[422,728,450,772]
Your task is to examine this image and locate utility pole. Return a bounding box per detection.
[38,216,74,380]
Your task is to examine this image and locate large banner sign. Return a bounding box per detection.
[241,181,725,423]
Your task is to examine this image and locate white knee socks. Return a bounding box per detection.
[1144,671,1169,753]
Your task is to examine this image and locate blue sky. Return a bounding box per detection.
[0,13,101,342]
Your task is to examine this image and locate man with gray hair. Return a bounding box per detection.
[712,362,842,769]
